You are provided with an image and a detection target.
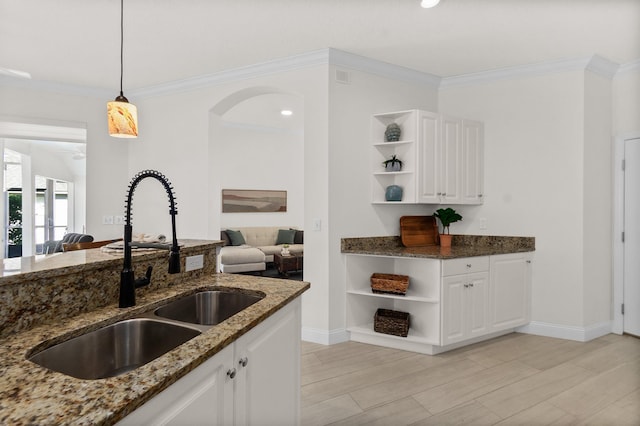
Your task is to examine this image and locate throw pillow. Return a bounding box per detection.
[276,229,296,245]
[226,229,246,246]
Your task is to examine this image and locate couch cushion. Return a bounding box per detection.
[226,229,246,246]
[275,229,296,245]
[219,246,265,265]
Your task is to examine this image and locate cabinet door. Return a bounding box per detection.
[117,344,235,426]
[417,111,441,203]
[440,116,462,204]
[442,275,466,345]
[461,120,484,204]
[490,253,531,330]
[467,272,490,339]
[235,298,301,426]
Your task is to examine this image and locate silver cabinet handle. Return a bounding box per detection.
[479,194,483,198]
[464,284,469,288]
[239,357,248,368]
[227,368,237,379]
[442,192,447,196]
[466,264,472,268]
[469,283,474,288]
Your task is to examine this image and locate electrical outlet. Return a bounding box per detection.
[114,215,125,225]
[102,215,114,225]
[185,254,204,272]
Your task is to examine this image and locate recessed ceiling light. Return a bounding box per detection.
[281,110,293,116]
[421,0,440,8]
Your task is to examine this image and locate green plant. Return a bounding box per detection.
[8,193,22,245]
[433,207,462,234]
[382,155,403,169]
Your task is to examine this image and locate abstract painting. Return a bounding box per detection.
[222,189,287,213]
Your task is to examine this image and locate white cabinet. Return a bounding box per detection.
[234,298,301,426]
[118,344,235,426]
[490,253,532,331]
[118,298,301,426]
[371,109,484,205]
[441,257,490,345]
[345,252,531,354]
[461,120,484,204]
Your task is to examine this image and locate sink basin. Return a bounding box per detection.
[155,290,264,325]
[28,318,200,380]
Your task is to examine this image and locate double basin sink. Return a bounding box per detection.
[27,290,264,380]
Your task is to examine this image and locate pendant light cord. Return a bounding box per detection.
[119,0,124,97]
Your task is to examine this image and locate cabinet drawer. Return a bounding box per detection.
[442,256,489,276]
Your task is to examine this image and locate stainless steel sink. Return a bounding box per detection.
[28,318,200,380]
[154,290,264,326]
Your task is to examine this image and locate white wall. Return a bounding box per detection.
[215,92,304,230]
[613,68,640,136]
[327,65,439,336]
[439,69,614,331]
[123,64,331,334]
[0,84,128,241]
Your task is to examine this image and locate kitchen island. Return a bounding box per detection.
[0,240,309,425]
[342,235,534,354]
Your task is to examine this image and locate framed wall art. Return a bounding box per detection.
[222,189,287,213]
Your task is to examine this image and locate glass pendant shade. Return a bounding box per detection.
[107,95,138,138]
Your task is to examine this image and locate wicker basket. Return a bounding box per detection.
[373,309,410,337]
[370,273,409,295]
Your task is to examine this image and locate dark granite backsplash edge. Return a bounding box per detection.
[341,235,535,252]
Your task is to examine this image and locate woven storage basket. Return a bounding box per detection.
[373,309,410,337]
[370,273,409,295]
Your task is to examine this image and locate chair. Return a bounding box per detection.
[63,238,122,252]
[43,233,94,254]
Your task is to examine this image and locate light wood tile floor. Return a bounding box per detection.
[301,333,640,425]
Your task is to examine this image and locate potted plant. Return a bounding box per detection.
[382,155,403,172]
[433,207,462,248]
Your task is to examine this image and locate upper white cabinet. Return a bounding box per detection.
[371,109,484,205]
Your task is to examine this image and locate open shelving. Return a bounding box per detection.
[371,110,418,204]
[345,254,442,353]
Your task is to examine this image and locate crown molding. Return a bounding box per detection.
[131,49,331,98]
[440,55,622,89]
[0,75,111,99]
[617,59,640,75]
[327,49,441,88]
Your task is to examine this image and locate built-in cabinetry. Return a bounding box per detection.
[346,253,531,354]
[118,298,301,426]
[441,257,490,345]
[371,109,484,205]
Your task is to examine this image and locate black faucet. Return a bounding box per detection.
[119,170,180,308]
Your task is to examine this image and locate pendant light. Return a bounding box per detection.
[107,0,138,138]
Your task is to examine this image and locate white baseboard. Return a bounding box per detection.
[301,327,349,345]
[517,320,612,342]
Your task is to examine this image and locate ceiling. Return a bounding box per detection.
[1,0,639,92]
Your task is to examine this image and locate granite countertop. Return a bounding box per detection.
[0,273,309,425]
[341,235,535,259]
[0,239,217,283]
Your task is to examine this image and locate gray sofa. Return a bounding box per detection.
[218,227,303,273]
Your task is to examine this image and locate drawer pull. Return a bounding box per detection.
[227,368,237,379]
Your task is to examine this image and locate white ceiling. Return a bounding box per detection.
[1,0,639,92]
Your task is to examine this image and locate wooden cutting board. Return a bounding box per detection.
[400,216,440,247]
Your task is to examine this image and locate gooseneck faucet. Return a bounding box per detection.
[119,170,180,308]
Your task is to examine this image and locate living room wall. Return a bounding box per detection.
[212,91,304,231]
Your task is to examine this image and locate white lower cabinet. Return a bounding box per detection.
[118,298,301,426]
[345,252,531,354]
[490,253,532,331]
